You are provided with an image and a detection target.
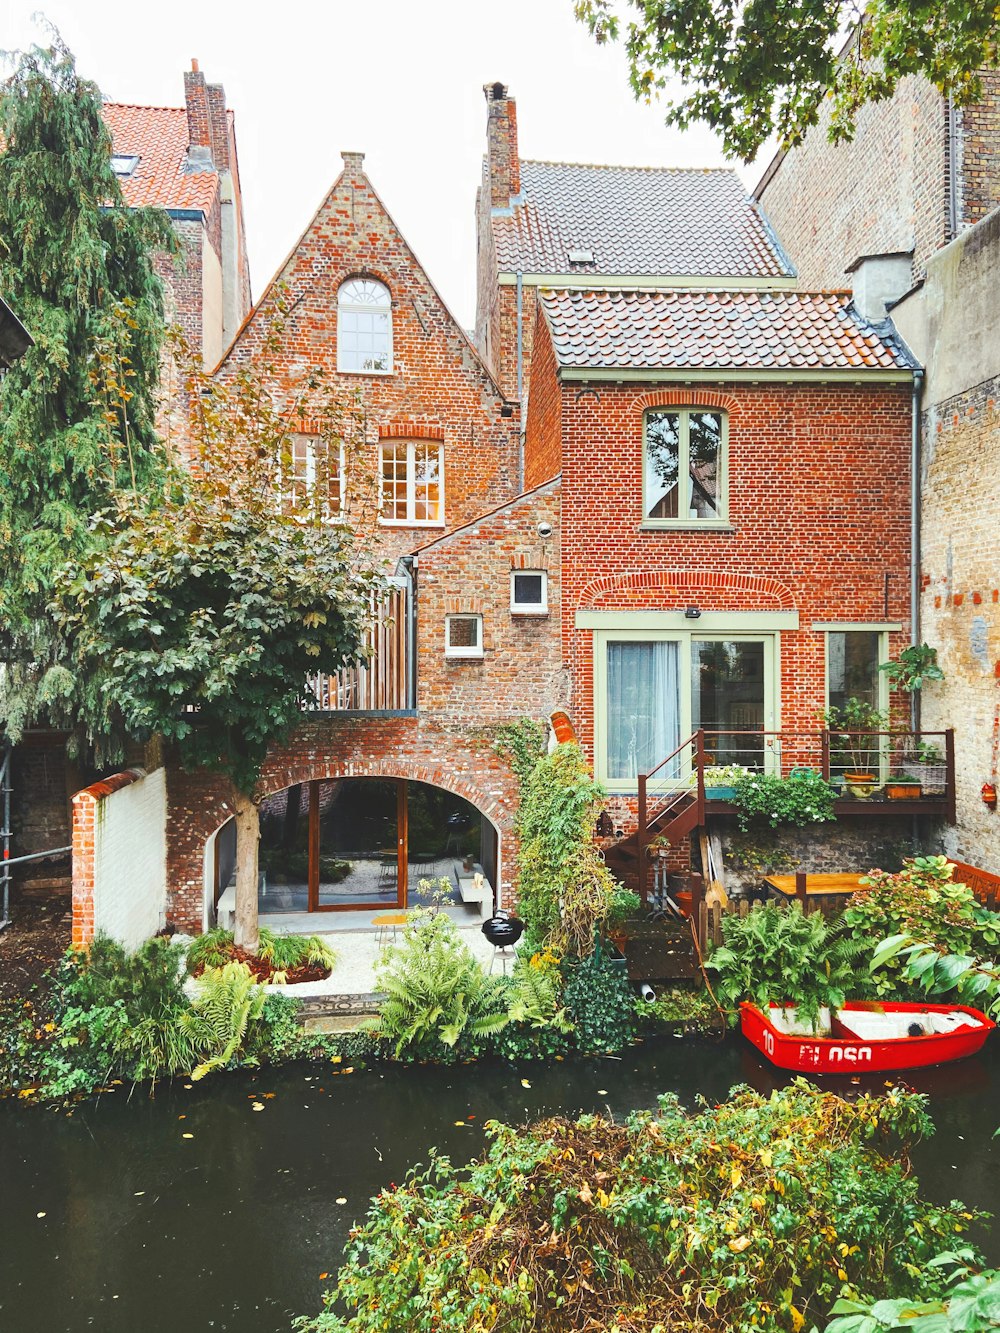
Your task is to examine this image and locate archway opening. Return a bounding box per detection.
[212,778,498,918]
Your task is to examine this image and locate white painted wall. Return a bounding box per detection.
[94,768,167,948]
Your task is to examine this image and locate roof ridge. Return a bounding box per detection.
[540,287,854,299]
[103,101,186,113]
[519,158,736,175]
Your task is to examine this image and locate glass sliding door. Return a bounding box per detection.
[606,640,681,780]
[314,778,402,909]
[692,640,767,769]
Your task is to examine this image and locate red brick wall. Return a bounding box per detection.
[549,376,913,761]
[415,479,565,722]
[164,715,521,932]
[523,312,563,487]
[221,154,519,568]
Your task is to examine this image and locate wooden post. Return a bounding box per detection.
[795,871,807,907]
[637,772,648,906]
[820,729,830,782]
[691,870,705,949]
[945,728,956,824]
[694,728,706,824]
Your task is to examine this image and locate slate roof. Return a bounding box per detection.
[494,162,794,280]
[540,289,915,373]
[103,103,221,215]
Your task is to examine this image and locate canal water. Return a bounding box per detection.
[2,1035,997,1333]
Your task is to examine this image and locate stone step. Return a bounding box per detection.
[295,993,383,1032]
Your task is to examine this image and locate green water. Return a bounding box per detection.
[1,1035,997,1332]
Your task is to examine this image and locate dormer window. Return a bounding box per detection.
[338,278,392,373]
[111,154,139,177]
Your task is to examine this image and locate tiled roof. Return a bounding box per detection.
[540,289,915,373]
[494,161,794,280]
[102,104,219,214]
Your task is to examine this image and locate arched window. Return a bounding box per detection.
[337,277,392,373]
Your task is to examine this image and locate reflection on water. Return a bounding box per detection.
[1,1035,997,1333]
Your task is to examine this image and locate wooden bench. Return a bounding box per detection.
[948,860,1000,910]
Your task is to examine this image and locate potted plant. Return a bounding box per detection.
[604,886,642,950]
[702,763,751,800]
[900,740,946,795]
[885,772,923,801]
[879,643,944,692]
[820,698,889,797]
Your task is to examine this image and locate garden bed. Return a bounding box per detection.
[188,947,332,986]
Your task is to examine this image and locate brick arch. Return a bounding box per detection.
[634,388,741,415]
[378,420,446,440]
[336,267,396,298]
[578,568,796,610]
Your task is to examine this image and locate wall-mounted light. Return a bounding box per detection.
[982,782,997,811]
[684,606,702,620]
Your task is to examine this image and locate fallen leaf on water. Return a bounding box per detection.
[597,1089,608,1096]
[319,1273,329,1280]
[336,1197,347,1205]
[178,1115,186,1120]
[134,1192,145,1197]
[36,1212,46,1219]
[454,1120,467,1127]
[521,1078,531,1088]
[252,1102,265,1111]
[182,1133,194,1139]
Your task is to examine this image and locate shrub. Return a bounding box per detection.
[844,855,1000,1000]
[296,1082,982,1333]
[707,901,868,1030]
[561,947,636,1052]
[370,911,511,1058]
[732,768,836,832]
[489,951,574,1061]
[186,926,336,977]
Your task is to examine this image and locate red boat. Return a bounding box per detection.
[740,999,995,1074]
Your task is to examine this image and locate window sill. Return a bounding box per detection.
[379,519,447,529]
[444,651,484,661]
[638,522,735,533]
[511,607,549,617]
[337,366,394,377]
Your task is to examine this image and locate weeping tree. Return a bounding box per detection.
[576,0,1000,162]
[53,303,383,951]
[0,28,174,741]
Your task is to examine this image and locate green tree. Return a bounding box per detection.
[53,305,382,951]
[575,0,1000,162]
[0,28,174,738]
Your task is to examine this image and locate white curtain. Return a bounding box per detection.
[607,641,680,779]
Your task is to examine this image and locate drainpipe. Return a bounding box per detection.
[947,98,961,242]
[910,366,925,730]
[400,555,417,710]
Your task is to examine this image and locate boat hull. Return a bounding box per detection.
[740,1000,995,1074]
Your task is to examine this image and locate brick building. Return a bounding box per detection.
[756,65,1000,872]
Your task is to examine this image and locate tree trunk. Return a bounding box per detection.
[233,789,260,953]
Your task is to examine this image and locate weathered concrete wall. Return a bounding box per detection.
[893,208,1000,872]
[72,769,167,949]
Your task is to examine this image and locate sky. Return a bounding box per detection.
[2,0,768,331]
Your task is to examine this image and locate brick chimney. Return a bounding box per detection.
[341,150,366,185]
[184,59,211,154]
[206,83,231,172]
[483,82,519,209]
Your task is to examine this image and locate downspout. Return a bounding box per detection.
[516,270,524,491]
[947,98,961,241]
[910,366,925,729]
[400,555,417,710]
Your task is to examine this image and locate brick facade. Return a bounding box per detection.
[218,151,520,568]
[163,715,521,933]
[525,315,914,771]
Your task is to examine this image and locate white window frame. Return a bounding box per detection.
[642,407,729,528]
[337,277,393,374]
[593,627,779,792]
[278,433,345,520]
[445,614,483,659]
[379,439,445,527]
[510,569,548,615]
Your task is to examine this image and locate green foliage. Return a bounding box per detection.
[574,0,1000,162]
[561,947,636,1053]
[490,951,574,1061]
[297,1081,981,1333]
[632,985,715,1029]
[826,1253,1000,1332]
[708,901,868,1030]
[186,928,238,973]
[257,928,337,974]
[0,30,174,743]
[879,643,945,693]
[606,886,642,929]
[731,769,836,833]
[845,856,1000,1000]
[493,717,547,784]
[371,911,512,1058]
[186,961,269,1080]
[822,698,891,777]
[727,835,797,878]
[512,741,619,957]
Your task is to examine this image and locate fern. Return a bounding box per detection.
[372,911,511,1056]
[187,961,268,1080]
[186,927,237,974]
[507,956,572,1033]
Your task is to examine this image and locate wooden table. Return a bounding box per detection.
[765,873,866,900]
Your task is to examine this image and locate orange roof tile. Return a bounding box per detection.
[102,103,219,215]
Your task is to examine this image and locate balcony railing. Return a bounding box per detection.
[304,582,410,712]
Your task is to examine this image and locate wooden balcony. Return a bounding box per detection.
[303,583,410,712]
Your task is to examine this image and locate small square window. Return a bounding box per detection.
[445,614,483,658]
[510,570,548,615]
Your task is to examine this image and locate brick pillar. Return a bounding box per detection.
[71,791,96,948]
[184,60,211,152]
[206,82,231,172]
[483,82,519,207]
